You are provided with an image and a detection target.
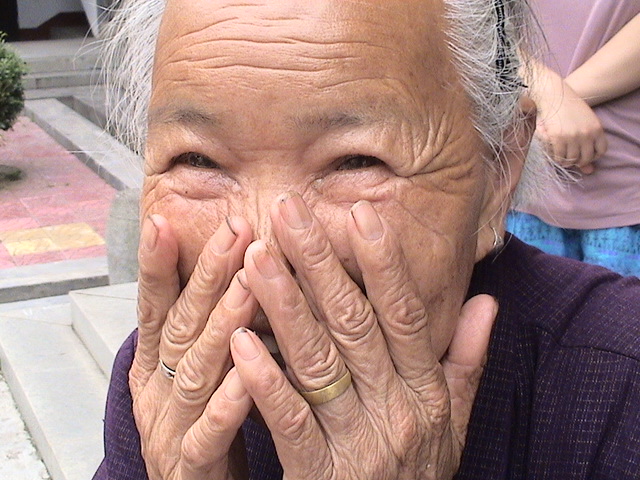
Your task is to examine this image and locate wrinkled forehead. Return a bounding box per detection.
[154,0,457,85]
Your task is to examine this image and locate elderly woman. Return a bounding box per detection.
[94,0,640,479]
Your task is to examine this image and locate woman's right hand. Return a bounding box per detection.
[131,214,256,480]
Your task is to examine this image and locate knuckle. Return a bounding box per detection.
[173,356,209,402]
[137,257,162,282]
[299,232,333,272]
[136,300,155,326]
[202,403,233,436]
[278,283,306,314]
[181,424,222,469]
[425,388,451,427]
[276,398,315,448]
[329,288,375,337]
[164,302,200,346]
[189,263,223,298]
[295,343,342,389]
[192,247,229,292]
[386,294,427,333]
[256,369,315,446]
[392,420,421,462]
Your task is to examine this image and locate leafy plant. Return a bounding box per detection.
[0,32,27,131]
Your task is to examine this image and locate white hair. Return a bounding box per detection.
[101,0,555,207]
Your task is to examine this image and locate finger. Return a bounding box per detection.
[243,240,355,393]
[442,295,497,444]
[243,238,366,441]
[595,133,608,160]
[159,216,252,372]
[346,201,438,393]
[267,192,397,393]
[168,271,258,429]
[134,214,180,390]
[179,367,253,480]
[552,138,568,165]
[231,328,333,479]
[563,142,581,167]
[578,163,595,175]
[577,141,596,169]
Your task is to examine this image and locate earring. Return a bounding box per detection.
[491,226,504,251]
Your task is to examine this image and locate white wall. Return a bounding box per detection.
[17,0,83,29]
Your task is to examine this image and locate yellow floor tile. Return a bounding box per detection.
[0,223,104,256]
[0,228,50,243]
[46,223,104,250]
[3,237,58,256]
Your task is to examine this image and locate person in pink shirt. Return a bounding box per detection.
[508,0,640,276]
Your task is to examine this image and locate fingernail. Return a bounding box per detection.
[252,244,281,279]
[225,271,251,308]
[279,192,312,230]
[237,269,249,289]
[351,201,383,240]
[232,327,260,360]
[141,215,159,251]
[212,216,238,254]
[224,368,247,401]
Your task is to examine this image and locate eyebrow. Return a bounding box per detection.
[147,107,220,128]
[148,106,373,132]
[292,111,366,130]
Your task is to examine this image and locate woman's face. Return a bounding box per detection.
[144,0,508,358]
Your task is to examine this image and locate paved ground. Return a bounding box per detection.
[1,116,117,477]
[0,116,116,269]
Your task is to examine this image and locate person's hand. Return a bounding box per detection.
[131,214,256,480]
[231,193,498,480]
[535,67,607,174]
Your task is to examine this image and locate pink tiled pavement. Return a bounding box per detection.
[0,117,117,269]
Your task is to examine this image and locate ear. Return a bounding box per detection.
[475,96,537,261]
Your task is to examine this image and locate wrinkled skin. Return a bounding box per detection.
[130,1,535,479]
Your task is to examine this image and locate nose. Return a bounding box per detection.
[241,186,282,244]
[234,162,306,245]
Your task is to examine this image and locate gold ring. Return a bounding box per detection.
[299,370,352,406]
[159,359,176,379]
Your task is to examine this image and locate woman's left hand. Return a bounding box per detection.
[231,193,497,480]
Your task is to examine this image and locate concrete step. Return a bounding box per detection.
[9,39,101,75]
[25,85,99,101]
[59,86,108,130]
[70,282,138,377]
[24,70,101,90]
[0,257,109,304]
[24,98,144,191]
[0,296,108,480]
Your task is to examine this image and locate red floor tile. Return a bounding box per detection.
[85,219,109,238]
[0,257,15,268]
[0,116,118,269]
[65,244,107,260]
[0,216,40,232]
[0,200,31,220]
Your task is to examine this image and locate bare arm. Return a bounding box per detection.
[525,58,607,173]
[566,13,640,107]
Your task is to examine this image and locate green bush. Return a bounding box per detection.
[0,32,27,131]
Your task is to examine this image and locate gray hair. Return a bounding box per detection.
[101,0,554,207]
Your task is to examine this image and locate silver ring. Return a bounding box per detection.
[159,359,176,379]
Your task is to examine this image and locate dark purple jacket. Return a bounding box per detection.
[94,236,640,479]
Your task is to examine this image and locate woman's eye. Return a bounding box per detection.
[336,155,383,171]
[174,152,220,169]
